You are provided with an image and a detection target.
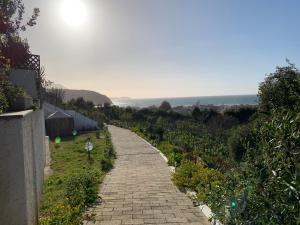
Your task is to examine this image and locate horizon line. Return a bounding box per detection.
[110,93,258,100]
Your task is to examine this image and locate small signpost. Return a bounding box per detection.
[85,138,93,161]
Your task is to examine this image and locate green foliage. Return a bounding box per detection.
[0,79,25,113]
[224,106,257,123]
[44,88,65,107]
[173,160,223,202]
[227,125,256,163]
[157,141,182,166]
[39,130,115,225]
[192,106,201,121]
[66,97,95,111]
[258,63,300,112]
[0,0,39,34]
[173,160,198,189]
[65,171,99,208]
[206,110,300,225]
[100,158,113,172]
[0,0,39,67]
[159,100,172,111]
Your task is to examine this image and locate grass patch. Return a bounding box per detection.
[39,129,115,225]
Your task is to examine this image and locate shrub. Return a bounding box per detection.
[227,125,257,163]
[258,63,300,112]
[40,171,100,225]
[0,79,25,112]
[65,171,100,208]
[173,160,223,202]
[159,100,172,111]
[224,106,257,123]
[206,110,300,225]
[100,158,113,172]
[173,160,198,189]
[168,149,183,167]
[39,201,82,225]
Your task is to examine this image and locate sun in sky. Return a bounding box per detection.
[60,0,87,27]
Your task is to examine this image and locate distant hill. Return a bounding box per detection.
[63,89,112,105]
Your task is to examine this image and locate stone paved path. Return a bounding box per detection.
[85,125,210,225]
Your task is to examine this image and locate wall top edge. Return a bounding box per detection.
[0,110,34,119]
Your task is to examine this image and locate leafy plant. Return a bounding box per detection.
[65,171,99,208]
[173,160,223,202]
[258,63,300,112]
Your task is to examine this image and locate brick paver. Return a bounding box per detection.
[85,125,210,225]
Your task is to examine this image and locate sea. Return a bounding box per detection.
[112,95,258,108]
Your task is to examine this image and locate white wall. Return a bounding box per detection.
[0,109,45,225]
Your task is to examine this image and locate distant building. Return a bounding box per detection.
[65,110,98,131]
[43,102,98,138]
[45,111,74,138]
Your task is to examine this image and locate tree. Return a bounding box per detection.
[66,97,95,111]
[224,106,257,123]
[192,106,201,121]
[159,100,171,111]
[258,63,300,112]
[44,88,65,106]
[0,0,39,67]
[0,0,39,113]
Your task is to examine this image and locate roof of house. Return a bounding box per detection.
[46,111,73,120]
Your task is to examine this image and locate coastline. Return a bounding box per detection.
[112,94,258,108]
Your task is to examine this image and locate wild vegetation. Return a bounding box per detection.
[95,64,300,225]
[39,129,115,225]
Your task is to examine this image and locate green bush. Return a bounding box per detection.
[0,79,25,112]
[65,171,99,208]
[100,158,113,172]
[168,149,182,167]
[224,106,257,123]
[154,141,182,166]
[39,200,82,225]
[173,160,223,202]
[40,171,100,225]
[206,110,300,225]
[258,63,300,112]
[227,125,257,163]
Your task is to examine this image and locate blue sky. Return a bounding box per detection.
[23,0,300,98]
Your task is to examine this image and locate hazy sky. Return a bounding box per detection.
[23,0,300,98]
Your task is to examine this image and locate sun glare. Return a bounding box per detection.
[61,0,87,27]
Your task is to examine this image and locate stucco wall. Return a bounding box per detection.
[8,69,39,100]
[0,109,45,225]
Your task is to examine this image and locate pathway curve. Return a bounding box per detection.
[85,125,210,225]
